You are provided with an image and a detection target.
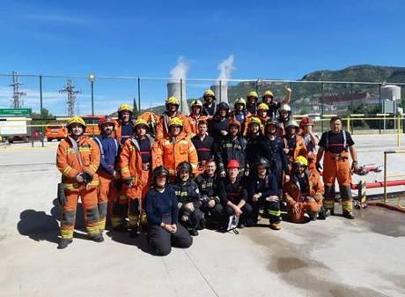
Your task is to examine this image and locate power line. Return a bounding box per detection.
[59,80,80,117]
[9,71,26,108]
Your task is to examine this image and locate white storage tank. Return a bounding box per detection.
[381,85,401,101]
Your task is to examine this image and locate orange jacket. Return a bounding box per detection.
[119,138,144,199]
[152,132,198,176]
[284,135,308,163]
[187,114,208,136]
[243,115,268,136]
[114,120,134,145]
[155,112,192,140]
[283,171,323,205]
[56,136,100,191]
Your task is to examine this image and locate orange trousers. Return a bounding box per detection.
[288,198,322,223]
[98,172,118,232]
[60,187,100,239]
[111,169,150,229]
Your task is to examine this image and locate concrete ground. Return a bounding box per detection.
[1,135,405,297]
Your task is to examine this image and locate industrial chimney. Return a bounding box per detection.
[167,80,189,114]
[210,83,228,104]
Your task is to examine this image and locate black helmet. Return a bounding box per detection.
[176,161,192,174]
[152,166,169,180]
[265,119,279,128]
[217,102,230,111]
[255,157,271,169]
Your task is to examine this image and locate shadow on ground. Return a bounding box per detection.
[17,198,87,245]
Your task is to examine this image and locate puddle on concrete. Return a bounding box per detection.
[245,227,391,297]
[355,207,405,237]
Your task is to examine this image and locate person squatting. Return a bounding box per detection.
[56,88,359,255]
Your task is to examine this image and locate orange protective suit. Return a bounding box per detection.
[187,114,208,136]
[155,113,192,140]
[152,132,198,176]
[56,136,101,239]
[283,171,324,223]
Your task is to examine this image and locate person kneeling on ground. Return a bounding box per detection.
[194,159,224,229]
[283,156,326,223]
[145,166,193,256]
[219,160,253,230]
[172,162,204,236]
[247,157,279,228]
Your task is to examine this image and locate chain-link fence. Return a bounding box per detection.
[1,73,404,133]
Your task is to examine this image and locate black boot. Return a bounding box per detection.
[318,207,327,220]
[57,238,72,249]
[342,211,355,220]
[91,233,104,242]
[189,228,199,236]
[129,227,140,238]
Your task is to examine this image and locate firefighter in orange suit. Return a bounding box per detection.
[118,119,154,237]
[152,117,198,177]
[155,96,192,140]
[93,116,119,234]
[283,156,325,223]
[316,116,358,219]
[56,116,103,249]
[188,99,208,136]
[115,103,135,145]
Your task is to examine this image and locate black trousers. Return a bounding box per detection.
[148,223,193,256]
[223,203,253,226]
[201,203,223,225]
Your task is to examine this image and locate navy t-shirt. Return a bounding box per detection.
[319,131,354,154]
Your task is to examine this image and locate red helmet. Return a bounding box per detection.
[227,159,240,169]
[299,117,314,128]
[98,116,116,129]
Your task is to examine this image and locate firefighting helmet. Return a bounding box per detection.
[300,116,314,128]
[134,118,149,129]
[217,102,230,111]
[166,96,180,106]
[152,166,169,180]
[191,99,203,107]
[67,116,86,128]
[234,98,246,107]
[118,103,133,113]
[177,161,192,173]
[257,103,269,111]
[249,117,262,126]
[294,156,308,167]
[168,117,183,127]
[227,159,240,169]
[279,104,291,112]
[247,91,259,99]
[265,119,279,128]
[98,116,115,129]
[286,119,300,129]
[262,90,274,98]
[203,89,216,99]
[255,157,271,169]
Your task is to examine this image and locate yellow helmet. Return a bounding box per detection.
[118,103,133,113]
[67,116,86,128]
[263,90,274,98]
[234,98,246,106]
[134,119,149,128]
[191,99,203,107]
[203,89,215,98]
[294,156,308,167]
[247,91,259,99]
[249,117,262,126]
[258,103,269,111]
[168,117,183,127]
[166,96,180,105]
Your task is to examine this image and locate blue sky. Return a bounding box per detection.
[0,0,404,115]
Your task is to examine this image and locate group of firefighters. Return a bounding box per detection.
[56,87,359,255]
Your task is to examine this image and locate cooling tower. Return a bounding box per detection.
[210,83,228,104]
[167,80,189,114]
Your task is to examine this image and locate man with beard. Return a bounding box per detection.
[191,120,214,174]
[156,96,192,140]
[115,104,135,145]
[94,116,119,234]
